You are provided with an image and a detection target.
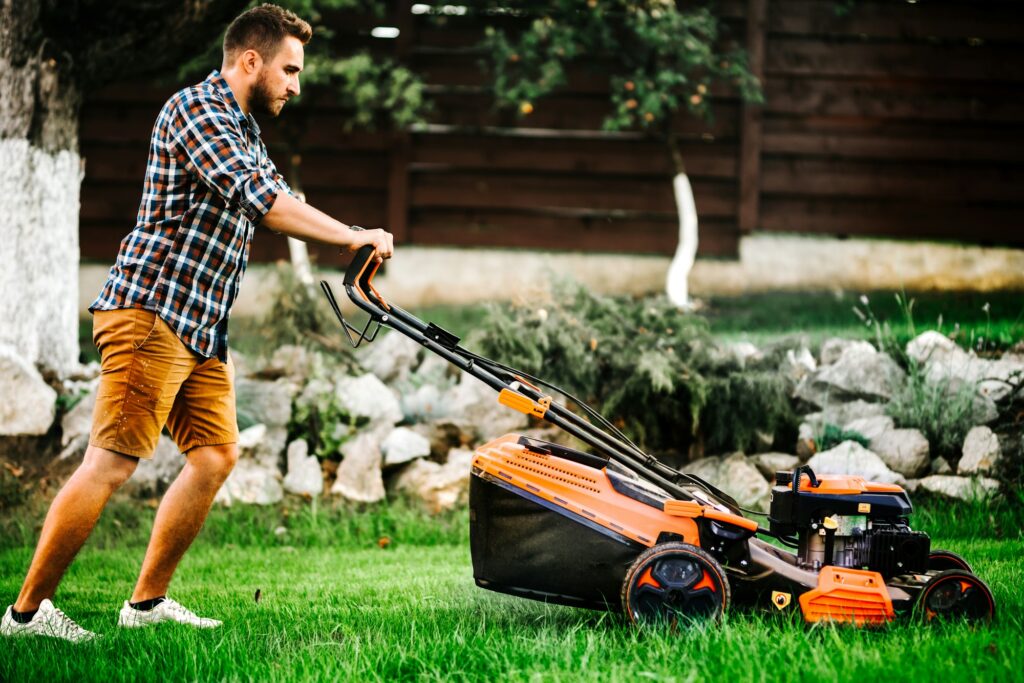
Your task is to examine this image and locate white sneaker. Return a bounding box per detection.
[1,599,99,643]
[117,597,222,629]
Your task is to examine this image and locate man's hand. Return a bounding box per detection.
[346,227,394,263]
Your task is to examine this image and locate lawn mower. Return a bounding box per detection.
[321,246,996,627]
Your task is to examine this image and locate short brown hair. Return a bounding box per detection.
[223,4,312,63]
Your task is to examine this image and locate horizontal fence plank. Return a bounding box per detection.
[766,39,1024,82]
[764,78,1024,124]
[411,133,736,178]
[761,158,1024,202]
[409,171,736,216]
[760,196,1024,245]
[762,126,1024,163]
[409,209,738,256]
[769,0,1024,42]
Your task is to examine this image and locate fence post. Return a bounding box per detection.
[738,0,767,233]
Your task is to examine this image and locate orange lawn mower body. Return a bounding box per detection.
[323,245,996,628]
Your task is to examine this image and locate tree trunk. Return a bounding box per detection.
[283,152,315,289]
[664,135,698,309]
[0,0,82,377]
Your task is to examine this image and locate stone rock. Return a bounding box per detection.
[125,436,185,497]
[235,378,295,429]
[795,346,905,408]
[843,415,895,442]
[779,347,816,385]
[330,428,386,503]
[917,475,1000,502]
[381,427,431,466]
[391,447,474,513]
[970,393,999,425]
[238,423,267,453]
[684,452,772,512]
[215,459,284,506]
[801,400,887,435]
[262,344,313,379]
[718,341,762,368]
[283,439,323,497]
[237,421,288,471]
[0,345,58,435]
[871,428,930,478]
[749,452,800,480]
[60,389,97,447]
[820,338,875,366]
[958,426,1001,475]
[335,374,403,427]
[399,383,449,423]
[806,441,904,485]
[906,331,1024,403]
[58,433,89,461]
[424,419,475,458]
[448,374,529,442]
[359,330,422,383]
[931,457,952,475]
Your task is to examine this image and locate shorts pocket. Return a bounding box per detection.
[132,310,162,351]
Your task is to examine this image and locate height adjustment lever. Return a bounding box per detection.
[320,280,382,348]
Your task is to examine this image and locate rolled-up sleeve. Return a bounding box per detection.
[171,95,280,224]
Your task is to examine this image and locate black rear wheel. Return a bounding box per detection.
[927,549,974,573]
[916,570,995,624]
[621,542,729,628]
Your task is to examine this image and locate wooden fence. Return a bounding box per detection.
[79,0,1024,266]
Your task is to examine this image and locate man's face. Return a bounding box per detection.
[251,36,304,117]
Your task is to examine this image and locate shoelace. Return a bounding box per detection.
[48,606,89,639]
[164,600,201,621]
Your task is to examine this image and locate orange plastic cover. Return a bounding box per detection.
[786,474,906,496]
[471,434,700,548]
[798,567,894,625]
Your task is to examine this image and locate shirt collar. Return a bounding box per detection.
[206,70,261,135]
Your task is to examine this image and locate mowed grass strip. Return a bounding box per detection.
[1,501,1022,683]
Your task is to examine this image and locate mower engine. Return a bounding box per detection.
[767,468,931,578]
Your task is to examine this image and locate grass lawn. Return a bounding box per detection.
[2,500,1022,682]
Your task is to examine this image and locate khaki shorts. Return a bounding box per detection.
[89,308,238,459]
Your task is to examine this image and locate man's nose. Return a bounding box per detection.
[289,77,300,97]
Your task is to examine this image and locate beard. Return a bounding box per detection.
[250,73,285,117]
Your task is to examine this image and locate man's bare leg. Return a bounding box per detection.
[14,446,139,612]
[129,444,238,602]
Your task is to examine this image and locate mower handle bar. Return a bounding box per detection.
[321,243,746,517]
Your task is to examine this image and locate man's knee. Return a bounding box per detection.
[79,445,139,489]
[187,443,238,482]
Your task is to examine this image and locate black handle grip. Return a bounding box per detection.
[344,245,376,288]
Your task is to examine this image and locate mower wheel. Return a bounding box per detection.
[927,549,974,573]
[621,542,729,628]
[916,569,995,624]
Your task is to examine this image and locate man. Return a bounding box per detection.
[1,4,391,643]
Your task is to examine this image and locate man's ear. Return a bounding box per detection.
[240,48,263,75]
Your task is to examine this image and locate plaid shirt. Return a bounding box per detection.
[91,70,290,362]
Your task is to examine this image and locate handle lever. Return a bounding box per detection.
[320,280,382,348]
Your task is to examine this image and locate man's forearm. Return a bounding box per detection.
[260,192,357,247]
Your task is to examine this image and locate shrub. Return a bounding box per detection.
[258,262,361,368]
[815,423,870,452]
[702,371,798,454]
[887,363,979,459]
[471,278,798,457]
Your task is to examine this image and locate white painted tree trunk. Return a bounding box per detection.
[286,187,314,288]
[0,140,82,377]
[287,237,315,287]
[665,172,698,308]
